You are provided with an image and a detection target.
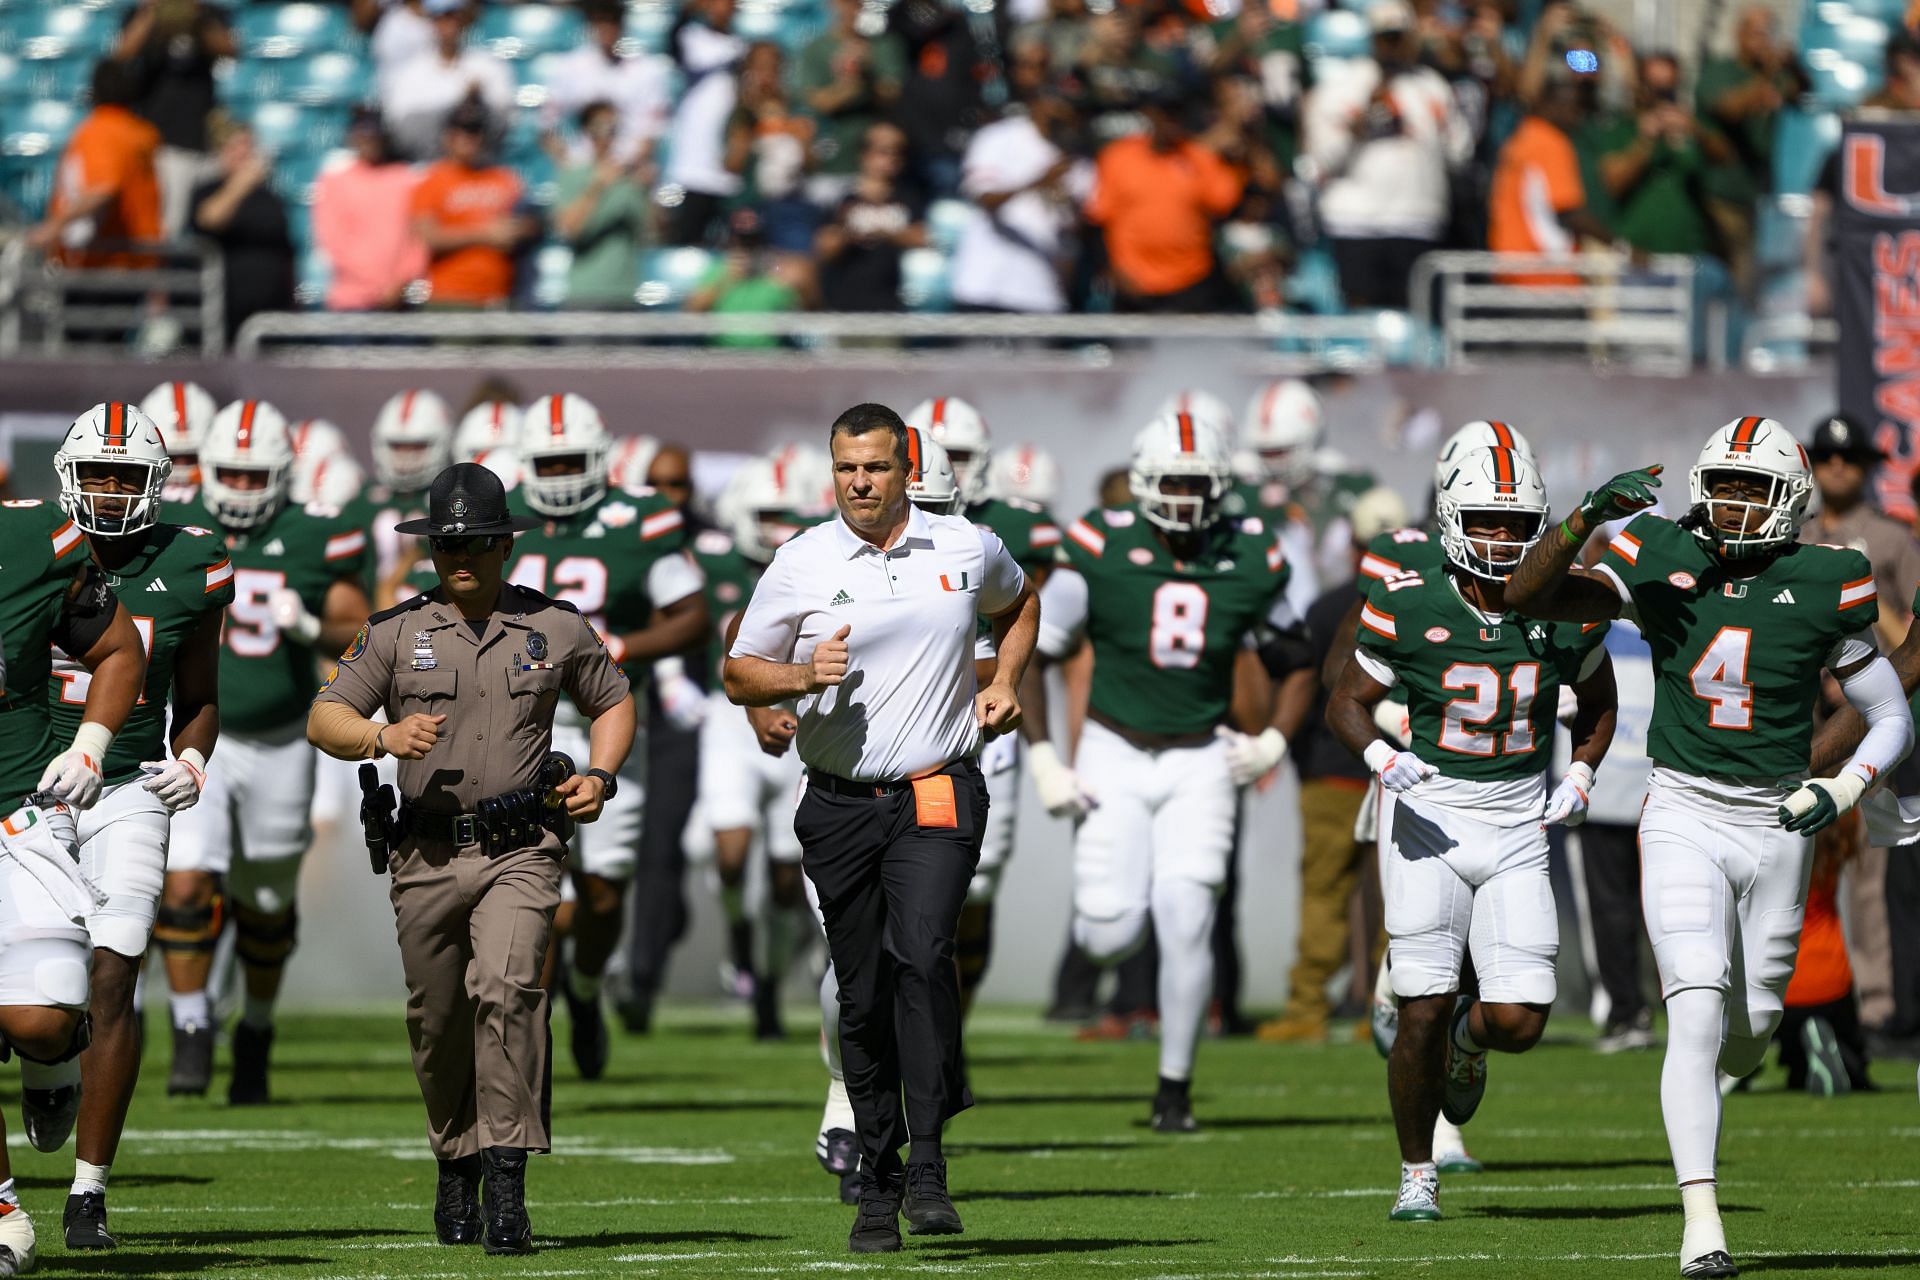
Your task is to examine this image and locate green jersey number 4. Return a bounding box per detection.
[1690,626,1753,730]
[1440,661,1539,757]
[1151,582,1209,669]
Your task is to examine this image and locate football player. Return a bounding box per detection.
[141,380,216,513]
[1233,378,1326,618]
[162,399,372,1104]
[1503,417,1913,1279]
[1325,446,1617,1224]
[1025,411,1296,1132]
[0,485,147,1277]
[509,394,708,1079]
[907,398,1063,1015]
[352,389,453,608]
[50,404,234,1248]
[988,443,1060,508]
[288,418,367,508]
[455,400,523,487]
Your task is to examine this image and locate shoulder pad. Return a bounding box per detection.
[1004,496,1045,514]
[694,529,735,556]
[1239,516,1266,535]
[0,499,46,509]
[1102,507,1136,528]
[303,502,343,520]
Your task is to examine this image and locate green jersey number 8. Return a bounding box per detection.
[1150,582,1209,669]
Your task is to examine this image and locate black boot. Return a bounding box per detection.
[848,1166,904,1254]
[433,1156,482,1245]
[227,1023,273,1106]
[167,1020,213,1097]
[482,1147,533,1255]
[63,1190,115,1249]
[904,1159,963,1235]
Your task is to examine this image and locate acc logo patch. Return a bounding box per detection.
[1425,626,1451,643]
[1128,547,1154,565]
[338,624,369,664]
[1668,571,1696,589]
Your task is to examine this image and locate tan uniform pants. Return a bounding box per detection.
[1286,778,1371,1021]
[389,834,564,1159]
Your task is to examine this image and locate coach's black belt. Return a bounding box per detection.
[808,760,975,799]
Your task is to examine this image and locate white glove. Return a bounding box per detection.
[1543,762,1594,827]
[1216,725,1288,787]
[652,657,707,731]
[1363,739,1435,793]
[140,749,207,813]
[1372,698,1411,747]
[1780,767,1870,835]
[37,722,113,811]
[1028,741,1095,819]
[267,588,323,646]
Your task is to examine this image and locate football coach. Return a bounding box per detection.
[725,403,1039,1254]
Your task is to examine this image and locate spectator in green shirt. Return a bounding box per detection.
[1585,51,1734,257]
[1695,5,1806,292]
[683,207,813,347]
[797,0,907,189]
[554,100,651,308]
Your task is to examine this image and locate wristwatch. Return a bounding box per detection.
[586,768,618,800]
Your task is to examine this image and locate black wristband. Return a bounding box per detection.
[586,767,618,800]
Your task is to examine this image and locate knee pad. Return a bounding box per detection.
[1074,910,1149,966]
[1666,942,1729,994]
[13,1011,92,1066]
[153,892,225,955]
[956,902,993,992]
[233,903,298,969]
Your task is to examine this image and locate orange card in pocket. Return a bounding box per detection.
[911,773,959,828]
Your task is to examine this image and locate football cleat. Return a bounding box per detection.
[63,1191,113,1250]
[1441,999,1487,1126]
[0,1203,36,1276]
[1681,1249,1739,1278]
[228,1023,274,1106]
[1801,1017,1851,1098]
[1150,1089,1199,1135]
[1595,1008,1657,1054]
[1389,1166,1441,1221]
[167,1020,214,1097]
[903,1160,963,1236]
[564,983,610,1081]
[22,1081,81,1153]
[817,1127,859,1178]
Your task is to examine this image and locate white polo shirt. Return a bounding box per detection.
[729,504,1026,782]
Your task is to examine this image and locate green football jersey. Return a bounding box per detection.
[1358,524,1445,583]
[0,502,91,808]
[1224,477,1304,528]
[1061,507,1290,736]
[502,491,689,682]
[1358,567,1609,781]
[157,475,201,528]
[49,523,236,785]
[341,483,432,586]
[968,496,1060,573]
[1597,513,1877,783]
[220,500,372,734]
[690,528,764,682]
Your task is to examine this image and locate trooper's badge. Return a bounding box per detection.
[526,631,548,662]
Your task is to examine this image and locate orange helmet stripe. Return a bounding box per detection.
[931,397,947,428]
[549,395,565,437]
[171,382,187,434]
[906,427,924,479]
[236,401,257,451]
[1729,416,1762,451]
[1490,446,1517,493]
[106,401,125,447]
[1177,412,1195,453]
[1489,420,1515,449]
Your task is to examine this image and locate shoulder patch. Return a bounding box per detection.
[338,624,369,664]
[1102,508,1136,528]
[640,507,684,541]
[324,528,369,562]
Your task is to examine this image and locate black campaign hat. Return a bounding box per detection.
[394,463,541,537]
[1807,414,1883,462]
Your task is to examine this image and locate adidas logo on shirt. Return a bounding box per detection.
[263,539,286,556]
[1773,589,1796,604]
[145,579,168,593]
[831,589,853,607]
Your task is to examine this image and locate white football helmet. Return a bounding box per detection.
[201,399,294,530]
[1433,420,1535,491]
[371,389,453,492]
[905,397,991,505]
[718,456,796,564]
[138,380,217,473]
[519,392,611,517]
[607,435,661,494]
[769,441,834,516]
[287,417,348,462]
[1349,485,1412,547]
[1241,379,1324,488]
[988,443,1060,505]
[56,402,173,538]
[1436,445,1550,580]
[1685,415,1811,559]
[1156,389,1237,435]
[904,427,963,515]
[1130,410,1232,533]
[456,401,522,463]
[292,449,367,507]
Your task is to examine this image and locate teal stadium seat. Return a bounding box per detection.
[1772,107,1841,198]
[1,99,79,220]
[1803,51,1880,109]
[532,243,574,308]
[475,3,585,59]
[285,52,372,108]
[1304,10,1370,61]
[926,197,969,253]
[1285,246,1346,315]
[218,57,283,105]
[899,247,952,311]
[514,50,571,110]
[623,4,675,55]
[1,7,116,61]
[0,50,21,99]
[236,3,359,59]
[247,102,348,160]
[636,247,717,308]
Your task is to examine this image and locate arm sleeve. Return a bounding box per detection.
[646,550,705,610]
[977,527,1026,616]
[562,613,633,717]
[1352,645,1399,688]
[727,552,800,662]
[1578,635,1610,680]
[1836,654,1914,785]
[312,622,393,717]
[1035,566,1088,659]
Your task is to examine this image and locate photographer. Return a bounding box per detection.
[1301,0,1470,310]
[1589,52,1733,257]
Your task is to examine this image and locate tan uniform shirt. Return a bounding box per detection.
[313,583,629,813]
[1800,503,1920,637]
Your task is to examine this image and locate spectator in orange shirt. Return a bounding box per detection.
[1083,96,1246,312]
[1487,78,1608,283]
[30,60,163,269]
[409,102,538,307]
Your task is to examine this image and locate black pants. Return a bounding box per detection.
[799,762,985,1172]
[626,691,701,1003]
[1887,849,1920,1036]
[1329,236,1436,311]
[1578,822,1648,1024]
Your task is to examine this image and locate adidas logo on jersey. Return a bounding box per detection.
[145,579,168,593]
[1773,589,1796,604]
[830,589,853,607]
[263,539,286,557]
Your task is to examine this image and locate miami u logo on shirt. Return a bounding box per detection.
[940,572,971,592]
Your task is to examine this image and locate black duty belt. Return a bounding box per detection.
[401,791,568,854]
[807,759,975,799]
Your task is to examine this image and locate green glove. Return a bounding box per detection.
[1578,466,1663,526]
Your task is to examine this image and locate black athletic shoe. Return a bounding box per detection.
[63,1191,114,1250]
[752,978,785,1041]
[817,1127,859,1178]
[616,990,654,1035]
[1682,1250,1739,1278]
[227,1023,273,1106]
[482,1147,533,1255]
[903,1160,963,1236]
[564,984,610,1081]
[847,1170,903,1254]
[22,1082,80,1153]
[433,1156,482,1245]
[167,1021,213,1097]
[1150,1089,1198,1134]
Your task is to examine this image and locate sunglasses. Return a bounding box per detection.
[430,534,500,556]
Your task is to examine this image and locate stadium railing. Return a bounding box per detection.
[1740,314,1839,372]
[0,237,226,359]
[1410,250,1700,375]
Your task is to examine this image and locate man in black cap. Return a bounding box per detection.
[307,463,636,1254]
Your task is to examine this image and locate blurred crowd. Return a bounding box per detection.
[22,0,1920,334]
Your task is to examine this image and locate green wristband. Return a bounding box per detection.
[1560,517,1582,548]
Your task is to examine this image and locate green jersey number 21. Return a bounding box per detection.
[1440,661,1538,756]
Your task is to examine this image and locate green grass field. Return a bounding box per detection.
[6,1006,1916,1279]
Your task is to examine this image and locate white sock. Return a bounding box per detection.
[1451,1001,1484,1054]
[821,1074,856,1136]
[1401,1159,1437,1181]
[1150,876,1218,1083]
[0,1179,16,1207]
[1432,1113,1469,1158]
[240,995,275,1031]
[20,1055,79,1093]
[71,1161,109,1197]
[170,990,211,1030]
[567,966,602,1004]
[818,965,843,1081]
[1680,1181,1727,1262]
[1661,987,1726,1186]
